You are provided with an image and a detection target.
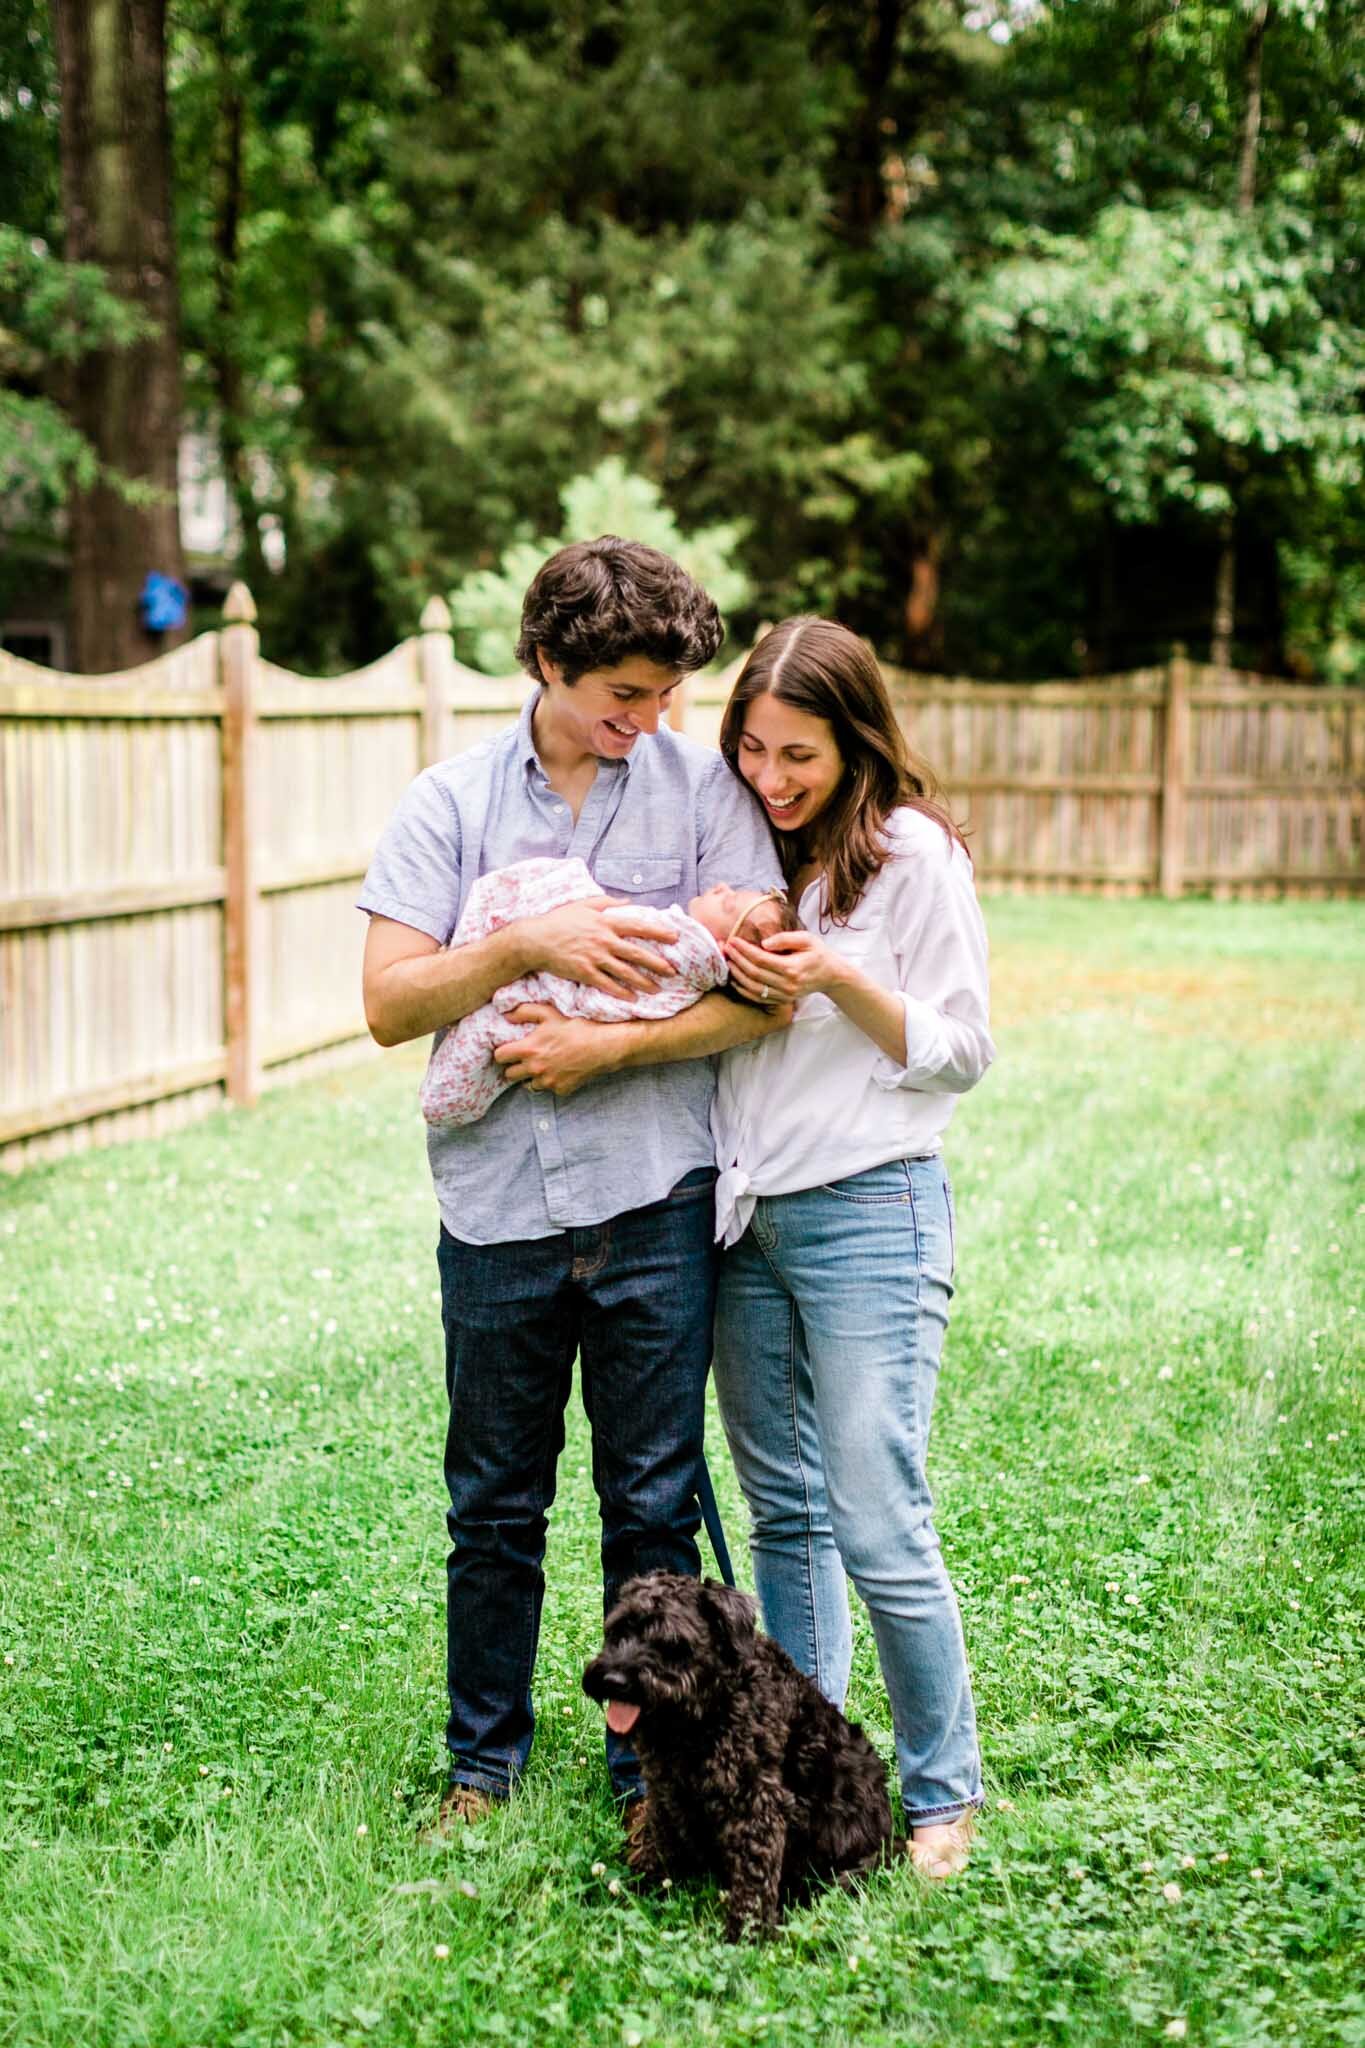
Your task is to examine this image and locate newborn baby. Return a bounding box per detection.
[420,856,798,1128]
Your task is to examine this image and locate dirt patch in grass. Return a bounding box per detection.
[991,953,1360,1041]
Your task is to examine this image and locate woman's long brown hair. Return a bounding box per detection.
[719,617,966,924]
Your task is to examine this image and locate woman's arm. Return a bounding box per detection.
[726,826,994,1093]
[726,929,909,1065]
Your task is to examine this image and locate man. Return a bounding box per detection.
[359,536,784,1834]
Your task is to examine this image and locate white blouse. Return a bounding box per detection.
[711,806,995,1247]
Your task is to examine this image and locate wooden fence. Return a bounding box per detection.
[2,590,1361,1167]
[1,586,522,1169]
[683,651,1364,898]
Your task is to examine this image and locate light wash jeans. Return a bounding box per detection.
[712,1155,983,1826]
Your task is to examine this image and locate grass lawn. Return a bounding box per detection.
[1,897,1361,2048]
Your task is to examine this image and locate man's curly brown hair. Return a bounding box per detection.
[516,536,724,685]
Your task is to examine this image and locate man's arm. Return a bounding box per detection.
[363,903,681,1048]
[363,915,532,1047]
[491,993,790,1096]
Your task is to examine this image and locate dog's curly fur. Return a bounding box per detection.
[582,1572,895,1941]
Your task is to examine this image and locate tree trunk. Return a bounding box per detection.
[1211,0,1272,668]
[831,0,906,244]
[210,21,268,594]
[53,0,188,672]
[1236,1,1272,216]
[904,528,943,666]
[1210,512,1237,671]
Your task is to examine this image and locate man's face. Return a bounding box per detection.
[537,654,681,761]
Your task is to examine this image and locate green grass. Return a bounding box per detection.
[1,897,1362,2048]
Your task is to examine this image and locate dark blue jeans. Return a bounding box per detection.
[436,1167,717,1802]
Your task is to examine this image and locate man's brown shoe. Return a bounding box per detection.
[419,1783,499,1842]
[623,1795,667,1882]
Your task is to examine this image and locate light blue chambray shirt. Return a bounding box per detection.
[358,691,782,1245]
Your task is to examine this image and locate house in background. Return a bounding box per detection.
[0,431,255,669]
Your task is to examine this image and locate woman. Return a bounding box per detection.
[711,617,994,1878]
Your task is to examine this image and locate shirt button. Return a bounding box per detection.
[554,804,566,815]
[632,872,643,884]
[537,1118,549,1132]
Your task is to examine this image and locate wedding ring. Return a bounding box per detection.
[759,984,772,1001]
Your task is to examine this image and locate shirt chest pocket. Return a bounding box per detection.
[594,854,685,908]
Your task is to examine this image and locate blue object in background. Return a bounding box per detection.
[139,572,189,634]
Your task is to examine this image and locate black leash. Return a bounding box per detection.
[696,1454,736,1588]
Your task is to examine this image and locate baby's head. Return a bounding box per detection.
[687,884,802,1006]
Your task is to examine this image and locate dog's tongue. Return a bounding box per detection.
[605,1701,641,1736]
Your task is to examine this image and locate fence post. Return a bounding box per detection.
[221,581,261,1105]
[418,596,454,767]
[1159,642,1190,899]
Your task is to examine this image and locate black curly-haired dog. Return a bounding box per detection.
[582,1572,895,1941]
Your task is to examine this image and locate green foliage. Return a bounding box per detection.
[1,902,1362,2044]
[5,0,1364,674]
[967,201,1365,525]
[0,227,157,523]
[448,457,752,674]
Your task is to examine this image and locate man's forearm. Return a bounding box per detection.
[610,993,789,1070]
[365,926,532,1046]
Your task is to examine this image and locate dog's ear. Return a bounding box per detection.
[700,1579,758,1659]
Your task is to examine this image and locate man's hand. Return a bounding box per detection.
[521,899,675,999]
[493,1004,620,1098]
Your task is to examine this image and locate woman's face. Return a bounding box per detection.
[735,691,844,836]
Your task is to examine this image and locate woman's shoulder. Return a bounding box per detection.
[880,804,962,869]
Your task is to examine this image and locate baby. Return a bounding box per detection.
[420,856,799,1128]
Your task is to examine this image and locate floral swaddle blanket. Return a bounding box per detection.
[420,856,727,1127]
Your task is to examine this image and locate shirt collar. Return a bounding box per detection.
[516,690,543,782]
[517,685,638,784]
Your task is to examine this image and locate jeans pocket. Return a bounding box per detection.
[818,1159,914,1204]
[943,1169,956,1275]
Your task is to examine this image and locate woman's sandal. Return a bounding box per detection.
[908,1812,975,1879]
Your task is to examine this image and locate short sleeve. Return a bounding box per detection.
[695,754,784,895]
[357,768,464,944]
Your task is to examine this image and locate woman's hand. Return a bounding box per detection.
[725,930,849,1006]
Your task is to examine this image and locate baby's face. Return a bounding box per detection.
[688,884,783,947]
